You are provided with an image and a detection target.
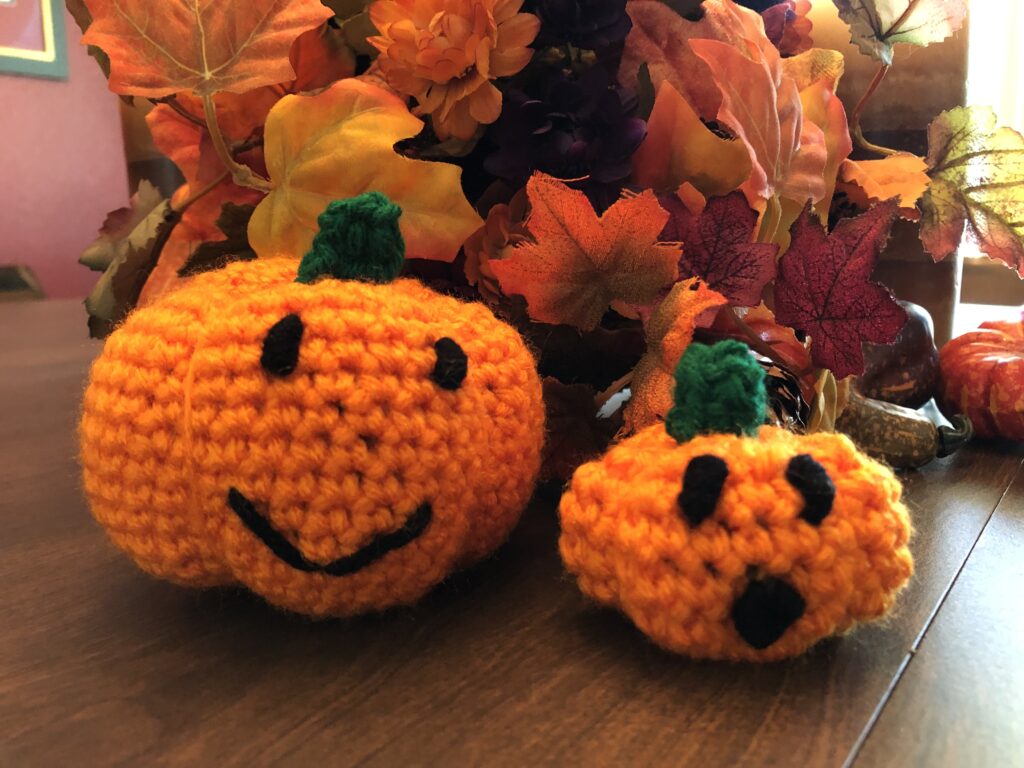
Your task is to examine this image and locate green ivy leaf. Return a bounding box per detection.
[832,0,966,66]
[921,106,1024,276]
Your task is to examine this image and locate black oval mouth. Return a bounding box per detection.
[226,488,433,577]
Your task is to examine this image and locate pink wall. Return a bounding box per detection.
[0,10,128,299]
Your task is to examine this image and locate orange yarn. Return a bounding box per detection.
[559,425,913,661]
[80,258,545,617]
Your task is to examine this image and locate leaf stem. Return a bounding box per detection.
[201,94,273,193]
[850,63,901,158]
[171,171,230,215]
[154,95,206,128]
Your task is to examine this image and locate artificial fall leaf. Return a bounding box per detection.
[623,278,729,433]
[619,0,773,121]
[139,94,273,304]
[763,0,813,57]
[920,106,1024,276]
[81,0,334,97]
[839,154,930,221]
[774,201,907,379]
[249,79,481,263]
[289,23,357,91]
[490,174,680,331]
[80,181,165,272]
[780,48,844,93]
[661,191,778,306]
[806,369,852,433]
[690,37,827,205]
[799,79,853,220]
[630,80,751,198]
[178,203,258,277]
[832,0,967,67]
[65,0,112,78]
[83,196,176,338]
[541,378,622,483]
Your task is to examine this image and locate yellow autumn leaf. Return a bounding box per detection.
[249,79,482,262]
[631,79,751,198]
[840,154,931,221]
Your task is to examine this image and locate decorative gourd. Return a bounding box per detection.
[80,193,545,617]
[559,341,913,661]
[939,313,1024,440]
[859,300,939,409]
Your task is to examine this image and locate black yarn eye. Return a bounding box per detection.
[786,454,835,525]
[732,577,806,649]
[261,313,304,377]
[678,454,729,527]
[431,337,468,390]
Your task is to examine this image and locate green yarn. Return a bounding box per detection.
[665,340,767,443]
[296,192,405,284]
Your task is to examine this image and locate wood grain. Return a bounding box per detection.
[1,300,1021,767]
[854,464,1024,767]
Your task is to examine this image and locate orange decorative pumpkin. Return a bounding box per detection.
[80,193,545,617]
[559,341,913,661]
[939,313,1024,440]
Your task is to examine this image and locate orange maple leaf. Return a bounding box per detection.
[490,174,681,331]
[623,278,729,434]
[81,0,333,97]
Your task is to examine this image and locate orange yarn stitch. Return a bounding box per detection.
[80,256,545,617]
[559,342,913,661]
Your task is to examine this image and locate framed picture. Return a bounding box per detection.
[0,0,68,80]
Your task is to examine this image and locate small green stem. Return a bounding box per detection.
[201,94,273,193]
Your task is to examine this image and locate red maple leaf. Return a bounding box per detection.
[774,201,907,379]
[662,191,778,307]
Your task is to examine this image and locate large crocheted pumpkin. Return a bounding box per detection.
[80,193,545,617]
[559,341,913,661]
[939,313,1024,440]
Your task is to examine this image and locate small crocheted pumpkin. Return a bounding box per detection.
[81,193,545,617]
[559,341,913,661]
[939,313,1024,440]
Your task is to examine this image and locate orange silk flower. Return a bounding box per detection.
[369,0,540,140]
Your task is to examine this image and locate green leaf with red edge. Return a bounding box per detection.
[774,201,907,379]
[833,0,967,67]
[921,106,1024,276]
[661,191,778,306]
[81,0,333,97]
[491,173,680,331]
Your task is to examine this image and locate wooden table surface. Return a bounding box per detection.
[2,300,1023,768]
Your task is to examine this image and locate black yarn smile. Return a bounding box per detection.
[227,488,432,576]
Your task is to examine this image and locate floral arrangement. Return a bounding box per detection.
[71,0,1023,480]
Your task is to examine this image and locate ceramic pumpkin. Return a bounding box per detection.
[939,313,1024,440]
[559,341,913,661]
[80,193,545,617]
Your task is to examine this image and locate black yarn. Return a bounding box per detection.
[678,454,729,526]
[732,577,806,650]
[226,488,433,576]
[431,337,468,390]
[786,454,835,526]
[260,313,304,377]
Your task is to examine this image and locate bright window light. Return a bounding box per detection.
[967,0,1024,133]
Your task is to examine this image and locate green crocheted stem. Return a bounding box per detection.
[665,340,767,443]
[296,192,405,284]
